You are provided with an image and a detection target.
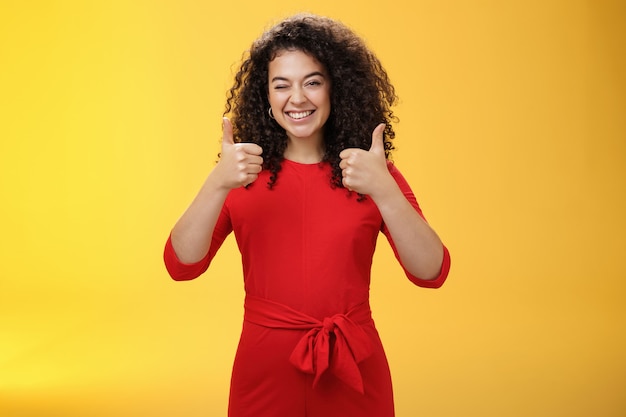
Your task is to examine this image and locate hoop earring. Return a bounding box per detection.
[268,107,275,119]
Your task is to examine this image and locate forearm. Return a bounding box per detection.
[169,117,263,264]
[371,180,444,280]
[170,173,230,264]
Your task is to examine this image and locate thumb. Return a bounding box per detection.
[222,117,235,147]
[369,123,386,154]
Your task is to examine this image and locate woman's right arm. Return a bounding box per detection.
[169,118,263,263]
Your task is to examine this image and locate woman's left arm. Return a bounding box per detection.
[339,124,444,280]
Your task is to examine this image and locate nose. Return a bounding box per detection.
[290,86,307,105]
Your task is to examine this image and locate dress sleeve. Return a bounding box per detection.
[163,202,233,281]
[381,163,451,289]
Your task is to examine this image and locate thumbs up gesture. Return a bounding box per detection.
[339,123,393,197]
[214,117,264,189]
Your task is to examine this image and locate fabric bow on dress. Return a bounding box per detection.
[244,295,374,394]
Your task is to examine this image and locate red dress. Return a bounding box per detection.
[164,160,451,417]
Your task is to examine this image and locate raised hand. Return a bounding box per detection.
[339,123,393,197]
[215,117,264,189]
[168,118,263,263]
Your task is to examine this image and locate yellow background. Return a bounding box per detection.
[1,1,624,416]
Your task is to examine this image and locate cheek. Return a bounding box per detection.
[314,89,331,108]
[315,92,332,115]
[268,93,286,109]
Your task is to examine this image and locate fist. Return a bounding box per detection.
[217,117,264,189]
[339,123,389,195]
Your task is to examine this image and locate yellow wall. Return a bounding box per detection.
[1,1,624,416]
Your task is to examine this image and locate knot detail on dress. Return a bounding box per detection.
[244,295,374,394]
[322,317,336,332]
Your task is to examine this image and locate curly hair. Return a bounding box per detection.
[223,13,398,189]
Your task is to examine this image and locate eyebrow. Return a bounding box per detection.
[270,71,326,83]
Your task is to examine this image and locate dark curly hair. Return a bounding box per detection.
[223,13,398,189]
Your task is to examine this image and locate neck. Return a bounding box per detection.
[283,137,324,164]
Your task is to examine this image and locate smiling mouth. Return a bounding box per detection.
[286,110,314,120]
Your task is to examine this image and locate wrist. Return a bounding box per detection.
[368,173,399,203]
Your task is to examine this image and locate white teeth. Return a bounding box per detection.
[288,111,313,120]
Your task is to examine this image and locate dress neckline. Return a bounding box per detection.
[282,158,326,167]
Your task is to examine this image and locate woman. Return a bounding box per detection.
[164,13,451,417]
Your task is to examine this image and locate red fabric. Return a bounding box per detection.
[244,294,374,394]
[164,160,450,417]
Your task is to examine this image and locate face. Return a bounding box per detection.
[268,49,331,145]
